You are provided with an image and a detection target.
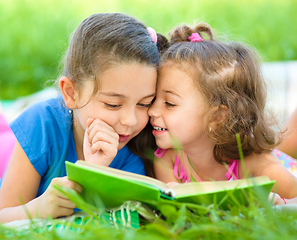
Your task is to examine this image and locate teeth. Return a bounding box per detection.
[153,126,167,131]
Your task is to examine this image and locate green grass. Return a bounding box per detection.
[0,0,297,99]
[1,134,297,239]
[1,186,297,240]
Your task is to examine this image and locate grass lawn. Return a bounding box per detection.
[1,181,297,239]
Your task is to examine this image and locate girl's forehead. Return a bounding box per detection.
[92,63,157,98]
[159,64,193,84]
[160,60,194,72]
[158,67,197,95]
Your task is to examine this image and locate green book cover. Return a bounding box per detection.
[66,161,275,210]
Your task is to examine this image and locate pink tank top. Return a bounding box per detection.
[154,148,239,183]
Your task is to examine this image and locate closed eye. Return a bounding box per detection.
[104,103,122,109]
[138,97,155,108]
[137,103,152,108]
[165,101,176,107]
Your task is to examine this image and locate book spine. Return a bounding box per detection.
[161,189,175,200]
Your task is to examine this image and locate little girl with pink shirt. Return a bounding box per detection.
[149,22,297,205]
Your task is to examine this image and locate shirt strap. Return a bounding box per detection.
[154,148,166,158]
[225,160,239,180]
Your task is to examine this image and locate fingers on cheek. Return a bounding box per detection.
[94,131,119,144]
[91,141,118,154]
[89,119,104,131]
[87,118,95,127]
[87,127,95,143]
[91,141,105,152]
[92,131,111,145]
[113,132,120,141]
[88,125,104,143]
[92,118,114,131]
[89,119,116,135]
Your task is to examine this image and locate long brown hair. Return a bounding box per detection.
[60,13,168,176]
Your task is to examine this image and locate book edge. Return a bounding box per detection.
[66,161,169,192]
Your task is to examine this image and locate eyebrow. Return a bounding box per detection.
[100,92,155,100]
[164,90,181,98]
[100,92,125,98]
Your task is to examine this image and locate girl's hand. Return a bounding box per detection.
[83,118,119,166]
[269,192,286,205]
[34,177,83,219]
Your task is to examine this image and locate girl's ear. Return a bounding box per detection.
[59,77,78,109]
[209,105,229,131]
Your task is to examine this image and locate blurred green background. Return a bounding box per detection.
[0,0,296,100]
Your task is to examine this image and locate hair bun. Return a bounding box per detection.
[169,22,214,44]
[169,24,192,44]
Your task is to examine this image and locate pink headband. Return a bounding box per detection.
[147,27,157,44]
[188,32,203,42]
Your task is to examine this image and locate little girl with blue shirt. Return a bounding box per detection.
[0,13,162,222]
[148,22,297,205]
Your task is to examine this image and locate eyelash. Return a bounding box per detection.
[104,103,122,109]
[165,102,176,108]
[138,103,152,108]
[104,103,152,109]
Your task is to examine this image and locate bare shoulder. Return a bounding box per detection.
[243,151,281,176]
[154,148,179,183]
[0,140,41,208]
[278,108,297,158]
[242,150,297,198]
[155,148,177,164]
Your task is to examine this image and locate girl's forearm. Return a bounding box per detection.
[0,198,40,223]
[285,197,297,205]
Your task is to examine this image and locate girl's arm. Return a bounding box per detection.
[154,149,180,184]
[278,108,297,159]
[246,152,297,199]
[0,140,82,223]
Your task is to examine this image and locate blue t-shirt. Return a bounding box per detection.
[9,97,146,197]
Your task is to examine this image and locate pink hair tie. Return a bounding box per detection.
[147,27,157,44]
[188,32,203,42]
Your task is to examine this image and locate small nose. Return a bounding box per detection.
[120,108,138,127]
[148,101,161,118]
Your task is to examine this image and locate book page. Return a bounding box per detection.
[171,176,272,196]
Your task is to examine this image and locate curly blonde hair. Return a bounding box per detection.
[160,22,281,164]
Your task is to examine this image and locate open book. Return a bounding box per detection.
[66,161,275,210]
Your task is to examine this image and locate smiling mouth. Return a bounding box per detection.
[153,126,167,131]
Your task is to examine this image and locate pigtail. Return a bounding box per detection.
[169,24,193,43]
[193,22,214,41]
[169,22,214,45]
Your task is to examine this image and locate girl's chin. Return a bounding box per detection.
[156,141,173,150]
[117,142,126,150]
[118,138,132,150]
